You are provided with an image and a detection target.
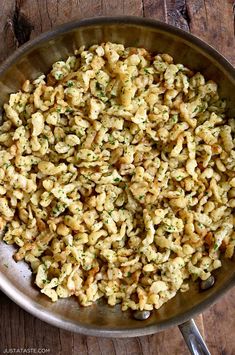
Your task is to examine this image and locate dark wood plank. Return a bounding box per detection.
[186,0,235,66]
[2,288,235,355]
[143,0,235,65]
[0,0,16,62]
[142,0,166,21]
[202,288,235,355]
[1,0,234,63]
[143,0,191,32]
[0,291,62,354]
[166,0,190,31]
[101,0,143,16]
[0,0,144,62]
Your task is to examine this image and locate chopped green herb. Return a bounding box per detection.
[114,177,121,182]
[3,163,11,169]
[96,82,102,90]
[97,91,106,99]
[214,243,219,251]
[67,81,74,87]
[171,115,178,123]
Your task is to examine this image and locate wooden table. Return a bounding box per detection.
[0,1,234,354]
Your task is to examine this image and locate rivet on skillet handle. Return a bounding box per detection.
[133,310,151,320]
[200,275,215,291]
[178,319,211,355]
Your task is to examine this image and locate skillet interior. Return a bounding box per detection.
[0,17,235,337]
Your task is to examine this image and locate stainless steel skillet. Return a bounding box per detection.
[0,16,235,355]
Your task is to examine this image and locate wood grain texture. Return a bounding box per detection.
[1,288,235,355]
[186,0,235,66]
[0,1,234,354]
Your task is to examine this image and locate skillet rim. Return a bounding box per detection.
[0,15,235,337]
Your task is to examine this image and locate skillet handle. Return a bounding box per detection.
[178,319,211,355]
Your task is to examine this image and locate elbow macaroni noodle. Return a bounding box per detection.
[0,42,234,311]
